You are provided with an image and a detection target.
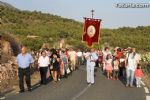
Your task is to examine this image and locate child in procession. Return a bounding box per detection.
[135,64,144,88]
[105,54,113,79]
[113,57,119,80]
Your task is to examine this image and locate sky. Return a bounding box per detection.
[1,0,150,28]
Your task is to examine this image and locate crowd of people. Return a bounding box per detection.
[96,47,144,88]
[16,46,85,93]
[16,45,144,93]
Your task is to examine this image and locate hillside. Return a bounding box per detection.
[0,1,17,10]
[0,2,84,50]
[0,1,150,51]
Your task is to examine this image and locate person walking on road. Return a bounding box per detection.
[68,48,77,71]
[38,50,50,85]
[51,53,60,82]
[60,50,69,78]
[85,48,98,85]
[16,46,34,93]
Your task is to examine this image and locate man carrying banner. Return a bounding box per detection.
[85,48,98,85]
[82,10,101,85]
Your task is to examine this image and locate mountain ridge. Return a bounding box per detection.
[0,1,18,10]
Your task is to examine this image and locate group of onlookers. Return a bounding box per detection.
[96,47,144,88]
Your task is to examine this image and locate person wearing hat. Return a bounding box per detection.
[85,48,98,85]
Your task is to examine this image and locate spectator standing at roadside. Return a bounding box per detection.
[105,54,113,79]
[126,48,139,87]
[103,47,111,72]
[135,64,144,88]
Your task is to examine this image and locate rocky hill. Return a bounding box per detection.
[0,1,18,10]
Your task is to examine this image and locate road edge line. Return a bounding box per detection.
[146,96,150,100]
[0,96,6,100]
[144,87,150,94]
[141,81,146,86]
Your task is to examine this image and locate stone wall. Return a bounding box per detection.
[0,57,18,93]
[0,35,18,94]
[0,40,12,63]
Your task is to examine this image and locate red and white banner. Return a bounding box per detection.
[82,18,101,47]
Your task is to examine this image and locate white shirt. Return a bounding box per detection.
[86,52,98,70]
[38,56,50,67]
[77,52,82,57]
[103,51,111,61]
[85,52,90,59]
[127,53,138,71]
[120,58,125,63]
[113,60,119,70]
[68,51,76,60]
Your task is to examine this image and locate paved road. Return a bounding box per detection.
[4,66,146,100]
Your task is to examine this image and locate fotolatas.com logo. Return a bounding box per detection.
[116,3,150,8]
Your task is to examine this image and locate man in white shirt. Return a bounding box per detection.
[38,51,50,85]
[126,48,138,87]
[86,48,98,85]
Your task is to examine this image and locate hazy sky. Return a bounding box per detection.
[1,0,150,28]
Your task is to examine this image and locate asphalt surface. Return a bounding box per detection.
[4,66,145,100]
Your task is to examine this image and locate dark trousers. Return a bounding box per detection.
[18,67,31,91]
[40,67,48,85]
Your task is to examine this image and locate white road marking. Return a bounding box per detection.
[71,84,91,100]
[144,87,150,93]
[0,97,6,100]
[141,81,146,86]
[146,96,150,100]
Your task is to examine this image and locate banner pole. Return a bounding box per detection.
[91,9,94,19]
